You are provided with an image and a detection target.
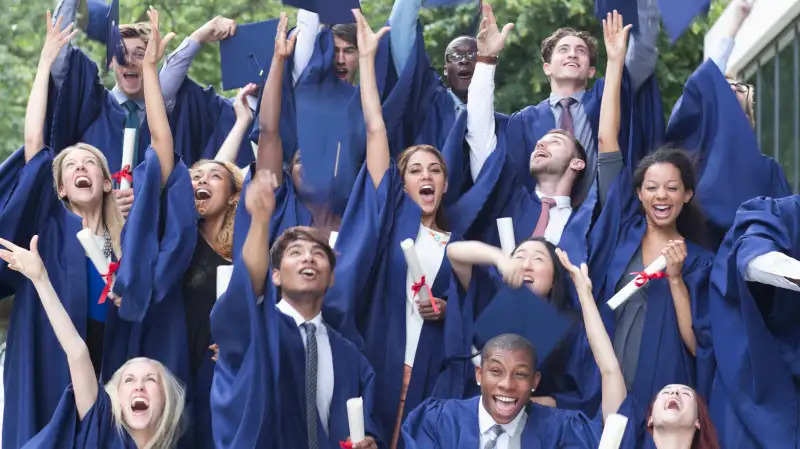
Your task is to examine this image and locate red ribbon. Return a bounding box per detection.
[339,442,353,449]
[630,271,668,288]
[411,275,440,314]
[99,260,121,304]
[111,165,133,186]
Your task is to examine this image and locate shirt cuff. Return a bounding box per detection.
[745,251,800,292]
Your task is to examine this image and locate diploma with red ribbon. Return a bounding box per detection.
[401,239,440,314]
[111,164,133,189]
[607,255,667,310]
[76,229,119,304]
[337,397,365,449]
[118,128,136,190]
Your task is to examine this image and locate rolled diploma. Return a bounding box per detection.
[216,265,233,300]
[346,397,365,443]
[400,239,432,307]
[121,128,136,190]
[607,255,667,310]
[76,229,109,276]
[496,217,516,257]
[329,231,339,249]
[597,413,628,449]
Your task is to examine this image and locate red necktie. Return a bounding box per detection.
[533,197,557,237]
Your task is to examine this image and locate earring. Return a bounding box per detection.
[531,388,535,393]
[477,381,481,386]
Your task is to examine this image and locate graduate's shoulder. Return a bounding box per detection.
[508,100,551,122]
[414,396,479,422]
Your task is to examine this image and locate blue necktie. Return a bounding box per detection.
[122,100,140,168]
[301,322,319,449]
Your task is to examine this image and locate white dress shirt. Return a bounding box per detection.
[276,300,335,433]
[534,191,572,245]
[745,252,800,292]
[404,225,449,366]
[466,63,498,180]
[478,397,527,449]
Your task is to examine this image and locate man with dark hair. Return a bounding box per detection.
[211,170,384,449]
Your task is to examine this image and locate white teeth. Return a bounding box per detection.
[75,176,92,188]
[654,205,670,211]
[420,185,435,195]
[301,268,316,276]
[195,189,211,200]
[495,396,516,403]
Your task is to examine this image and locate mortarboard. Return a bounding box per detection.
[473,286,574,367]
[219,19,280,91]
[83,0,127,69]
[595,0,639,34]
[283,0,361,25]
[658,0,711,43]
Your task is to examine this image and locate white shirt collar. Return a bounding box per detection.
[276,299,325,331]
[535,190,572,208]
[548,90,586,106]
[478,397,526,439]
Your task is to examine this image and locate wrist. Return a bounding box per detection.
[477,53,499,64]
[668,275,684,286]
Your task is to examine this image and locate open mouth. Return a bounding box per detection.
[74,176,92,189]
[195,188,212,201]
[665,398,681,411]
[457,69,473,81]
[130,397,150,416]
[300,267,318,280]
[493,395,518,414]
[563,62,579,68]
[335,68,348,80]
[523,275,534,284]
[419,185,436,204]
[123,71,140,81]
[652,204,672,220]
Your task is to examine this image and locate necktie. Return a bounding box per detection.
[533,197,557,237]
[484,424,505,449]
[301,322,319,449]
[123,100,140,168]
[558,97,577,136]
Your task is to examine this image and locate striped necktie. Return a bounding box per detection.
[301,322,319,449]
[484,424,505,449]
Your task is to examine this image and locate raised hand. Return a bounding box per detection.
[477,3,514,58]
[144,7,176,66]
[555,248,593,298]
[245,169,280,224]
[274,12,298,60]
[662,240,687,279]
[352,9,390,60]
[735,0,754,17]
[233,83,258,123]
[0,236,46,282]
[602,10,632,62]
[40,10,78,67]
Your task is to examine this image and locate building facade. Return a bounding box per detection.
[705,0,800,191]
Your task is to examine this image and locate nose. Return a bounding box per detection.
[655,187,668,199]
[336,51,346,64]
[497,373,512,391]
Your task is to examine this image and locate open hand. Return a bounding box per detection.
[602,10,632,62]
[245,169,280,224]
[555,248,593,297]
[40,10,78,67]
[144,7,176,66]
[275,12,298,60]
[352,9,390,60]
[0,236,46,282]
[233,83,258,123]
[476,3,513,58]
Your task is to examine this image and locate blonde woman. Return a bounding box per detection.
[0,235,185,448]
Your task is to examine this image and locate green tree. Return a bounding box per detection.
[1,0,722,162]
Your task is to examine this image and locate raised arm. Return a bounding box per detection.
[25,12,78,163]
[556,249,626,424]
[50,0,86,90]
[242,171,279,297]
[0,236,98,420]
[624,0,660,92]
[255,12,297,182]
[388,0,422,74]
[355,9,391,188]
[708,0,754,73]
[215,83,258,165]
[292,9,320,85]
[446,241,522,290]
[141,7,176,185]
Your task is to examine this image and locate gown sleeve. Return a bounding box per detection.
[400,398,446,449]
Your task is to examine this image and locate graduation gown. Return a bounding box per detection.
[402,397,603,448]
[21,385,137,449]
[210,244,383,448]
[586,165,713,410]
[707,196,800,449]
[666,60,791,248]
[0,147,147,448]
[49,48,253,173]
[324,162,460,447]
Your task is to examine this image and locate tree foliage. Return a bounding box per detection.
[0,0,723,161]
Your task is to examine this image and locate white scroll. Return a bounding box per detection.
[497,217,516,257]
[400,239,433,310]
[216,265,233,300]
[329,231,339,249]
[76,229,109,275]
[121,128,136,190]
[598,413,628,449]
[346,397,365,443]
[607,255,667,310]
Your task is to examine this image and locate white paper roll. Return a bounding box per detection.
[496,217,516,257]
[216,265,233,300]
[121,128,136,190]
[607,255,668,310]
[598,413,628,449]
[346,397,365,443]
[329,231,339,249]
[400,239,432,307]
[76,229,109,275]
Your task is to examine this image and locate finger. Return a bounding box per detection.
[478,17,487,34]
[351,8,363,23]
[0,238,20,252]
[30,235,39,257]
[161,32,177,50]
[580,263,590,279]
[64,28,80,43]
[376,26,391,41]
[54,12,64,32]
[47,10,53,28]
[230,20,237,36]
[0,250,14,263]
[288,30,298,49]
[500,23,514,39]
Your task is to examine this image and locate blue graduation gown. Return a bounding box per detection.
[0,148,139,448]
[210,247,384,448]
[402,397,603,448]
[666,60,791,248]
[707,196,800,449]
[22,386,137,448]
[587,165,713,410]
[324,162,460,447]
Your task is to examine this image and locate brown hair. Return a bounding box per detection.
[647,388,720,449]
[542,129,588,193]
[331,23,357,48]
[270,226,337,271]
[52,143,124,258]
[540,28,598,67]
[119,22,152,47]
[397,145,450,231]
[189,160,243,260]
[725,75,756,128]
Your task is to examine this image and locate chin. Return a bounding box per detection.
[124,413,155,430]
